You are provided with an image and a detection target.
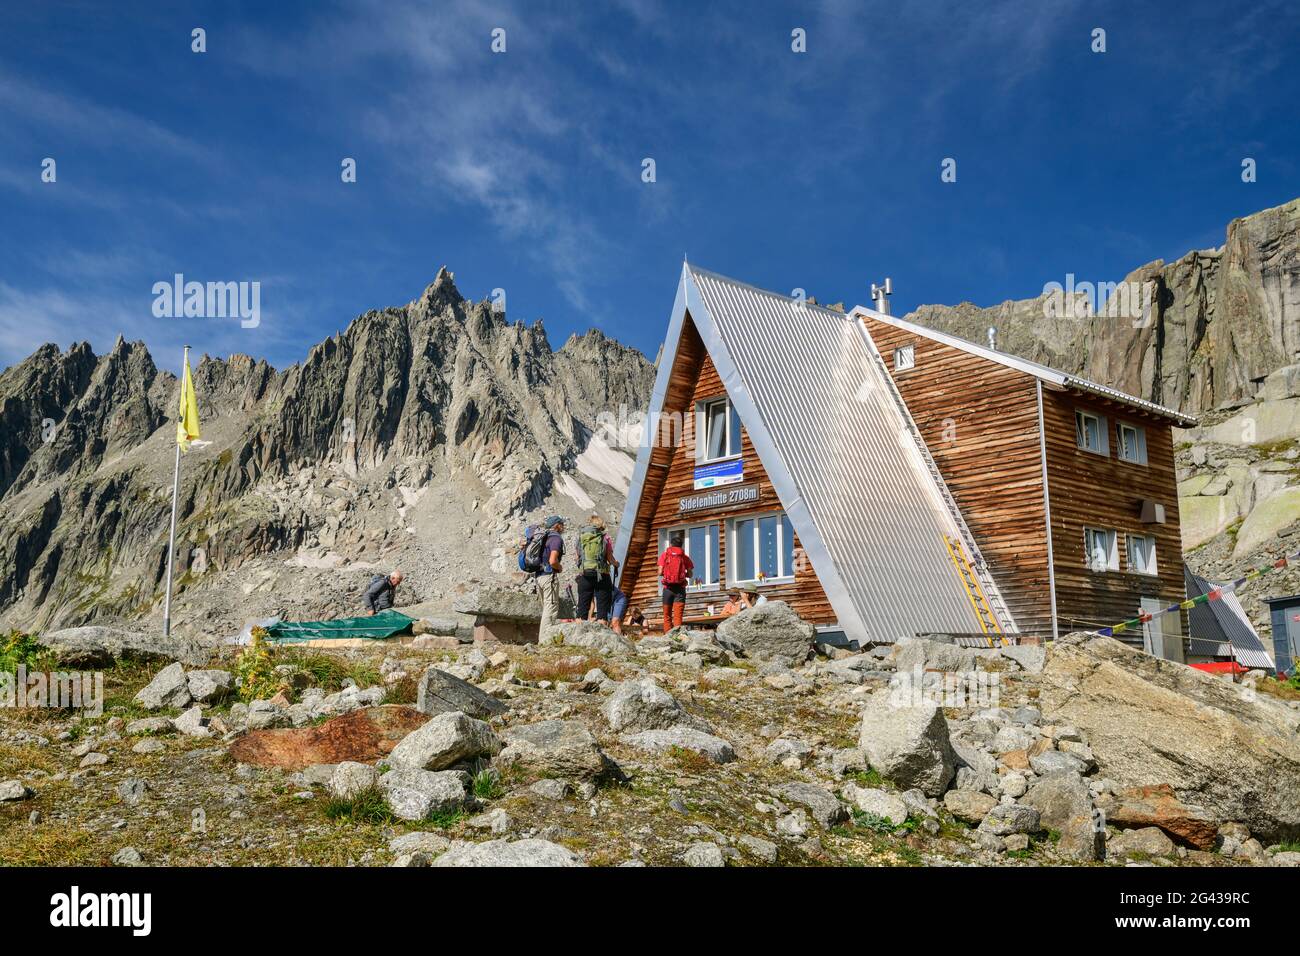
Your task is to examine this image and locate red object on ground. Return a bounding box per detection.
[1188,660,1248,675]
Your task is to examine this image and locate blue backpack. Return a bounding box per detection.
[519,526,550,573]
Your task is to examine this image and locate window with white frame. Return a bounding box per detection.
[1084,527,1118,572]
[697,396,742,463]
[1126,533,1157,575]
[894,345,915,371]
[729,513,797,583]
[659,522,720,588]
[1075,409,1108,455]
[1116,422,1147,464]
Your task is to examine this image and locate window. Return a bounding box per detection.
[698,396,742,463]
[1116,422,1147,464]
[1126,533,1157,575]
[1075,410,1108,455]
[1084,527,1118,572]
[894,345,915,371]
[659,522,720,588]
[730,513,797,583]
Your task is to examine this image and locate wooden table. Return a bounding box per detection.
[653,613,732,632]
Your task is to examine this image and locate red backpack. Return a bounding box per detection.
[660,546,690,585]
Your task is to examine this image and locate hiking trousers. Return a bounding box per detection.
[537,572,561,638]
[576,570,611,622]
[662,583,686,633]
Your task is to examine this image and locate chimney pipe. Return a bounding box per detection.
[870,277,893,316]
[987,326,997,350]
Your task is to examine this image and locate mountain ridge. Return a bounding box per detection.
[0,267,656,635]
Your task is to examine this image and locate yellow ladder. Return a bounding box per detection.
[942,534,1007,646]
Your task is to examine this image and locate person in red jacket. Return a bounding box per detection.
[657,532,694,633]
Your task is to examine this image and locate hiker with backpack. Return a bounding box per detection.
[364,570,403,614]
[520,516,565,635]
[574,513,616,623]
[657,531,693,633]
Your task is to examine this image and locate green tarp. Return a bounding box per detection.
[265,610,415,644]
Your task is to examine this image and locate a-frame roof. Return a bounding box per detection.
[614,264,986,644]
[850,307,1199,428]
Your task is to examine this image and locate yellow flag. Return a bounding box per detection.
[176,356,201,451]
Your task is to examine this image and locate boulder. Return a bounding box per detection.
[1000,644,1046,674]
[603,677,703,733]
[1107,826,1175,859]
[379,767,471,821]
[773,782,847,828]
[683,842,726,867]
[990,725,1036,754]
[715,601,815,667]
[173,705,209,738]
[0,780,33,801]
[416,666,508,720]
[432,838,584,867]
[412,616,463,638]
[125,717,174,736]
[765,737,813,766]
[389,831,451,857]
[329,762,379,799]
[737,835,779,863]
[387,711,503,771]
[228,706,430,770]
[621,726,736,764]
[1099,784,1219,850]
[36,626,207,668]
[116,778,148,806]
[1022,772,1103,862]
[1039,636,1300,840]
[843,785,909,825]
[186,669,234,703]
[943,790,998,825]
[528,779,570,801]
[683,630,729,664]
[892,638,977,673]
[858,691,956,797]
[1233,486,1300,557]
[133,662,192,710]
[978,804,1041,836]
[542,621,636,655]
[1028,750,1089,777]
[451,588,540,623]
[497,719,617,780]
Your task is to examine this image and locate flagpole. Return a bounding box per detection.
[163,345,189,639]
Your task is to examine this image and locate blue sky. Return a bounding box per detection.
[1,0,1297,372]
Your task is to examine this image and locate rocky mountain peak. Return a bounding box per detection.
[908,197,1300,416]
[414,265,464,313]
[0,269,657,633]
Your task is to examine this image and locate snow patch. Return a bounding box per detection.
[575,434,635,493]
[557,473,595,510]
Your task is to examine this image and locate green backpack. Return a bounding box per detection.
[577,526,609,574]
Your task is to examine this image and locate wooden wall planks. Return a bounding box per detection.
[863,316,1054,635]
[622,315,835,626]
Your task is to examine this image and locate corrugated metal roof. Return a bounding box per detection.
[684,265,985,642]
[1185,565,1275,670]
[852,308,1199,427]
